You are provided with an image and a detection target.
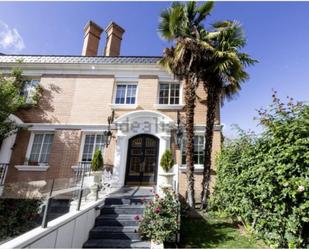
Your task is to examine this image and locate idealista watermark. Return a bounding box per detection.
[114,117,175,133]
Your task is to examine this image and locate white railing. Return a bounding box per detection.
[172,164,179,195]
[0,163,8,185]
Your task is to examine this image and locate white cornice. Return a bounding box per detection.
[0,62,175,81]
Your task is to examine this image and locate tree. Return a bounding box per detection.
[199,21,257,209]
[0,68,25,145]
[158,1,214,208]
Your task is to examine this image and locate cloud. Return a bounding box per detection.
[0,21,25,52]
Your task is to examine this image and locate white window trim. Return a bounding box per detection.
[180,132,205,169]
[77,132,106,163]
[15,165,49,171]
[23,131,54,169]
[156,81,183,107]
[112,82,138,106]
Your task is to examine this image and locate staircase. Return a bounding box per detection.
[83,187,153,249]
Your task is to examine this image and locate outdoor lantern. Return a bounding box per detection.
[176,128,183,148]
[104,110,115,148]
[104,130,113,147]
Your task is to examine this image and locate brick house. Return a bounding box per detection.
[0,21,222,201]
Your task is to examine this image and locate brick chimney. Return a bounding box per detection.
[104,22,125,56]
[82,21,103,56]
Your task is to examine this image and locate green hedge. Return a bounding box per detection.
[0,198,42,241]
[210,94,308,248]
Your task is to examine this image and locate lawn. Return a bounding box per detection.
[178,212,266,248]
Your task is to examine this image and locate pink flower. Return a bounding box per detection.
[155,206,161,214]
[155,193,160,199]
[134,215,140,221]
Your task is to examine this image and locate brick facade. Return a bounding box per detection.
[2,61,221,197]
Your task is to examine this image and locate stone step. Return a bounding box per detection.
[100,206,144,215]
[90,226,139,233]
[89,228,141,240]
[104,197,150,206]
[95,216,139,227]
[83,239,150,248]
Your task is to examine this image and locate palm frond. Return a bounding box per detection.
[195,1,214,25]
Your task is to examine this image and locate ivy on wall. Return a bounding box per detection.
[210,93,309,248]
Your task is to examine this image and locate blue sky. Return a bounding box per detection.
[0,1,308,137]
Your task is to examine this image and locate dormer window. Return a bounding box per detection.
[115,84,137,104]
[159,83,180,105]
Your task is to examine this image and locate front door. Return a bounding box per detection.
[125,134,159,186]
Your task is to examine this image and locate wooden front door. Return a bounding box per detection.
[125,134,159,186]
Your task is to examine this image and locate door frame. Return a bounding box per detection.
[125,134,159,186]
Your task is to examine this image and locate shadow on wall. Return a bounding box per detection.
[17,83,62,123]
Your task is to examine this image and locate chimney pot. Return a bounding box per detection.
[104,22,125,56]
[82,21,103,56]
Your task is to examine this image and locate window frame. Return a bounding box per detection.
[181,134,205,167]
[79,133,106,162]
[25,132,54,166]
[113,83,138,105]
[156,81,183,108]
[21,78,41,104]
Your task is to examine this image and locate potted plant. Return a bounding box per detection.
[158,149,175,188]
[90,149,104,194]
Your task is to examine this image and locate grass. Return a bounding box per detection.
[178,212,266,248]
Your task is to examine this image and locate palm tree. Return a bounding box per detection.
[199,21,257,209]
[158,1,214,208]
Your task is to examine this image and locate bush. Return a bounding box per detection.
[210,93,309,248]
[0,198,42,241]
[160,149,174,172]
[91,149,104,171]
[139,189,179,243]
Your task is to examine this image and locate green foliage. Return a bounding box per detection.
[0,70,25,141]
[139,189,180,243]
[91,149,104,171]
[210,93,309,248]
[160,149,174,172]
[0,67,43,142]
[180,213,265,248]
[0,198,42,241]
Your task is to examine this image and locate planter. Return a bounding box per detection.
[151,240,164,249]
[89,171,102,197]
[92,171,103,185]
[159,172,175,188]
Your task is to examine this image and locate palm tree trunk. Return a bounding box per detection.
[184,76,196,208]
[201,84,219,210]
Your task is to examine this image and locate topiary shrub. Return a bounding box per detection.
[91,149,104,171]
[138,189,179,243]
[160,149,174,172]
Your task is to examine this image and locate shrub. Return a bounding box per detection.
[139,189,179,243]
[0,198,42,241]
[210,93,309,248]
[160,149,174,172]
[91,149,104,171]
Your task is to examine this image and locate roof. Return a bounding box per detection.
[0,55,162,65]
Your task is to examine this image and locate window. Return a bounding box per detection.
[182,135,205,165]
[159,83,180,105]
[81,134,105,162]
[21,79,40,103]
[115,84,137,104]
[29,133,54,164]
